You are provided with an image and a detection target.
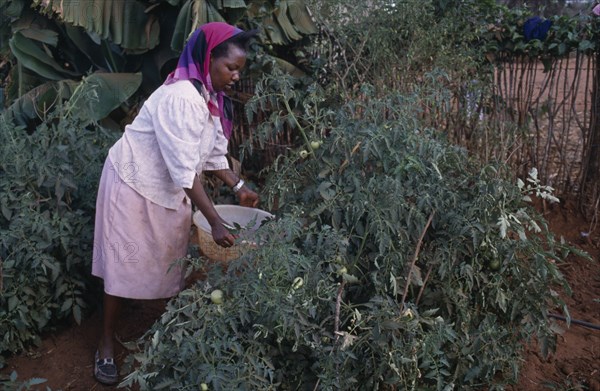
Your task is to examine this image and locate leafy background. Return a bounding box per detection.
[1,0,599,390]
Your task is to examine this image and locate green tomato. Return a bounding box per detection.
[310,140,321,150]
[299,150,309,159]
[210,289,224,304]
[488,259,501,271]
[292,277,304,290]
[200,383,209,391]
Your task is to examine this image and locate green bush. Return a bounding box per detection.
[122,78,571,390]
[0,109,117,360]
[0,370,52,391]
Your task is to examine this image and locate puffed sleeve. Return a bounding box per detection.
[203,118,230,171]
[152,94,209,189]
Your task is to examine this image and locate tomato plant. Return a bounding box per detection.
[123,80,571,389]
[0,108,118,363]
[119,1,584,389]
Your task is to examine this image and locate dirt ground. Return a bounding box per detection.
[0,201,598,391]
[506,200,600,391]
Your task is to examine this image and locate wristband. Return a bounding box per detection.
[232,179,245,193]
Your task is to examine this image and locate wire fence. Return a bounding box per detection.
[495,53,591,192]
[457,52,599,222]
[229,50,600,224]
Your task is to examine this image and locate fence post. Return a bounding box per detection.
[581,18,600,217]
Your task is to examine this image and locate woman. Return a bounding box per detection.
[91,22,259,385]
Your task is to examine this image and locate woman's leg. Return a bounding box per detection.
[94,292,122,384]
[98,292,122,358]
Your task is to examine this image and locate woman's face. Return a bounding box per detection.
[209,45,247,92]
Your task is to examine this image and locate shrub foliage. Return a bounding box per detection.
[0,110,116,359]
[123,75,570,390]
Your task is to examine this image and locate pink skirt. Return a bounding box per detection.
[91,158,191,299]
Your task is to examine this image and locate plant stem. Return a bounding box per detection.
[282,98,313,154]
[415,265,433,306]
[334,280,346,338]
[400,212,434,311]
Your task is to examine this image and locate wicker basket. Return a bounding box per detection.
[192,205,273,262]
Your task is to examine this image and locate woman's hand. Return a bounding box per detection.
[210,220,236,248]
[184,175,236,248]
[206,169,260,207]
[237,186,259,207]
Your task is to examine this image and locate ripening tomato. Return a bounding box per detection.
[210,289,224,304]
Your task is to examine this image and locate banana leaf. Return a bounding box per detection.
[10,15,59,46]
[1,0,26,17]
[32,0,160,51]
[67,72,142,121]
[142,28,181,92]
[201,0,227,29]
[205,2,227,23]
[285,0,317,35]
[247,0,315,45]
[171,0,315,51]
[17,28,58,46]
[192,0,213,31]
[7,72,142,125]
[221,0,246,7]
[171,0,195,51]
[262,13,287,45]
[273,57,305,78]
[274,0,303,42]
[9,32,80,80]
[219,0,247,22]
[4,64,45,104]
[7,79,79,126]
[64,24,111,71]
[171,0,226,52]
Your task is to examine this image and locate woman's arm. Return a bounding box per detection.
[184,175,235,247]
[207,169,259,208]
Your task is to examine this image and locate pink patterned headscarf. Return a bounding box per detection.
[164,22,243,139]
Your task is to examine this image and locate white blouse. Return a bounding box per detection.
[108,80,230,210]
